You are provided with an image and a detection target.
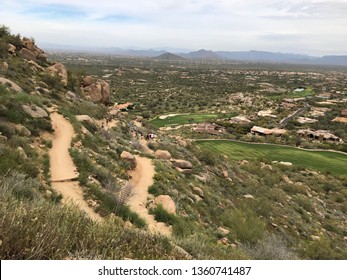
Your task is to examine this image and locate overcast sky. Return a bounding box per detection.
[1,0,347,55]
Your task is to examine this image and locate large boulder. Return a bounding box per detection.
[81,79,110,104]
[82,76,94,87]
[155,195,176,214]
[171,159,193,169]
[83,83,102,102]
[155,150,172,160]
[18,48,37,61]
[120,151,137,169]
[100,80,110,104]
[46,63,68,86]
[22,37,36,51]
[0,77,22,92]
[22,104,48,118]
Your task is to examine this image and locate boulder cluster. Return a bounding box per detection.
[80,76,110,104]
[8,37,48,62]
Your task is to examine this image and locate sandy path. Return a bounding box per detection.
[49,112,102,222]
[127,156,172,236]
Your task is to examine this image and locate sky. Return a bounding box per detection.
[1,0,347,55]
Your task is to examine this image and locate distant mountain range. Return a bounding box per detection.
[43,43,347,66]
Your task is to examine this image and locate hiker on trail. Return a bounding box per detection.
[101,122,104,129]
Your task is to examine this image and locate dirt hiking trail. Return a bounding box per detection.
[49,112,102,222]
[127,156,172,236]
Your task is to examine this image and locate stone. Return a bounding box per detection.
[192,186,204,198]
[310,235,321,241]
[46,63,68,86]
[240,160,249,165]
[0,135,7,142]
[217,227,230,236]
[15,124,31,137]
[120,151,137,169]
[8,44,16,55]
[171,159,193,169]
[82,76,94,87]
[17,147,28,160]
[243,194,255,199]
[1,61,8,72]
[278,161,293,166]
[155,149,172,160]
[28,60,45,72]
[22,37,36,51]
[37,53,48,62]
[81,79,110,104]
[175,167,192,174]
[218,237,229,245]
[222,170,229,178]
[189,193,202,202]
[36,87,50,94]
[18,48,37,61]
[260,162,273,170]
[0,77,23,92]
[155,195,176,214]
[76,115,94,123]
[66,91,80,102]
[283,175,293,184]
[83,83,102,102]
[194,174,207,183]
[22,104,48,118]
[100,80,110,104]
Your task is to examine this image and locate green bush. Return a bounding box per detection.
[221,208,266,245]
[152,204,177,225]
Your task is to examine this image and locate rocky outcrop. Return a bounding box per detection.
[46,63,68,86]
[18,37,47,62]
[0,77,22,92]
[81,78,110,104]
[155,150,172,160]
[155,195,176,214]
[22,104,48,118]
[120,151,137,169]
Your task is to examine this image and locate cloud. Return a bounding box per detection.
[0,0,346,55]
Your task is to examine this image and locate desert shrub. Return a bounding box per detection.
[242,234,297,260]
[40,73,63,90]
[221,208,266,245]
[0,121,16,138]
[301,237,341,260]
[152,204,177,225]
[0,173,182,259]
[195,149,218,165]
[88,183,146,228]
[0,171,40,201]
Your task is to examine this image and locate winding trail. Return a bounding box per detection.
[49,112,102,222]
[127,156,172,236]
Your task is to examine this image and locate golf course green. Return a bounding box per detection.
[196,140,347,177]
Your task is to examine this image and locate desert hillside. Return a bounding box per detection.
[0,25,346,260]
